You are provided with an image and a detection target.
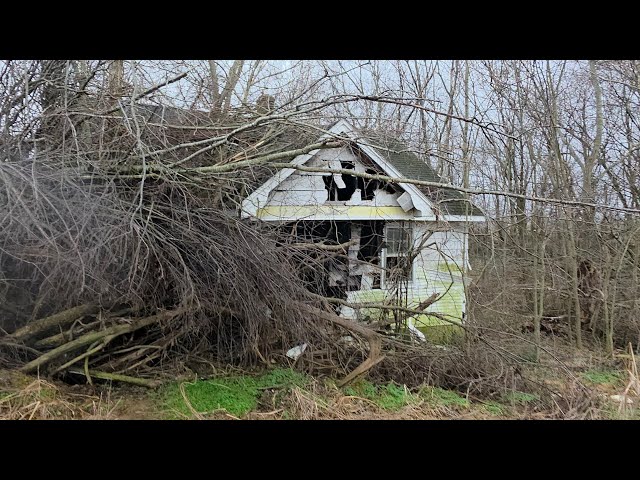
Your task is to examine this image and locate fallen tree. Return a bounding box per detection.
[0,145,401,387]
[0,63,519,394]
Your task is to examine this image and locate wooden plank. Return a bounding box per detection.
[373,189,400,206]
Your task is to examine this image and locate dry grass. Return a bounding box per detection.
[0,374,118,420]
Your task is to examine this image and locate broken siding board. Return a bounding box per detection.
[373,189,401,206]
[397,191,414,212]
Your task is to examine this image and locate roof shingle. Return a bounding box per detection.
[358,132,483,217]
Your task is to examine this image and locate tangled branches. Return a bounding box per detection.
[0,158,347,379]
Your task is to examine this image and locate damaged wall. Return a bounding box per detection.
[260,145,470,334]
[261,146,408,221]
[343,223,468,330]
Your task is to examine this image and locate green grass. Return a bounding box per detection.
[161,368,311,418]
[376,383,412,410]
[581,369,623,386]
[419,386,469,408]
[343,379,414,411]
[482,401,507,416]
[503,391,539,405]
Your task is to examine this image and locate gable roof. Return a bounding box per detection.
[242,120,485,220]
[359,133,484,216]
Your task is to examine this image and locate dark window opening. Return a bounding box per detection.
[360,168,379,200]
[322,175,339,201]
[371,271,381,289]
[337,161,357,201]
[382,182,396,194]
[348,274,362,291]
[357,221,384,262]
[385,256,411,282]
[321,161,368,202]
[321,160,397,204]
[284,220,387,297]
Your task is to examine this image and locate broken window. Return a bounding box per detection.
[383,224,413,285]
[359,169,378,200]
[321,151,398,205]
[356,221,384,289]
[322,161,359,201]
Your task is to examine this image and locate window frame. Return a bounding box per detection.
[381,223,415,288]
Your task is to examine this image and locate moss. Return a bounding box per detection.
[161,367,312,419]
[163,376,260,418]
[257,368,310,389]
[343,379,414,411]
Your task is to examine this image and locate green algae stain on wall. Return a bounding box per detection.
[344,278,466,343]
[437,262,462,274]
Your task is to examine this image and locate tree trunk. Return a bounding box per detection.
[566,220,582,349]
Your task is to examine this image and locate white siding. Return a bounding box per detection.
[409,224,467,321]
[264,147,403,211]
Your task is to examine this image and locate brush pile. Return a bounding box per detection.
[0,157,346,382]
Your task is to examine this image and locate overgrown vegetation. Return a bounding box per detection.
[420,386,470,408]
[162,368,311,418]
[0,60,639,419]
[343,379,414,411]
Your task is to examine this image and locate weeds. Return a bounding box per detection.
[482,401,507,416]
[0,375,116,420]
[419,386,470,408]
[581,369,623,386]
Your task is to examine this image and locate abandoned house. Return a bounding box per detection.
[54,98,485,340]
[242,120,486,339]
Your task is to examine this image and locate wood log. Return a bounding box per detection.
[20,308,185,373]
[67,369,160,388]
[8,304,99,343]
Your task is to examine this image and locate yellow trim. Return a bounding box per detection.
[256,205,410,219]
